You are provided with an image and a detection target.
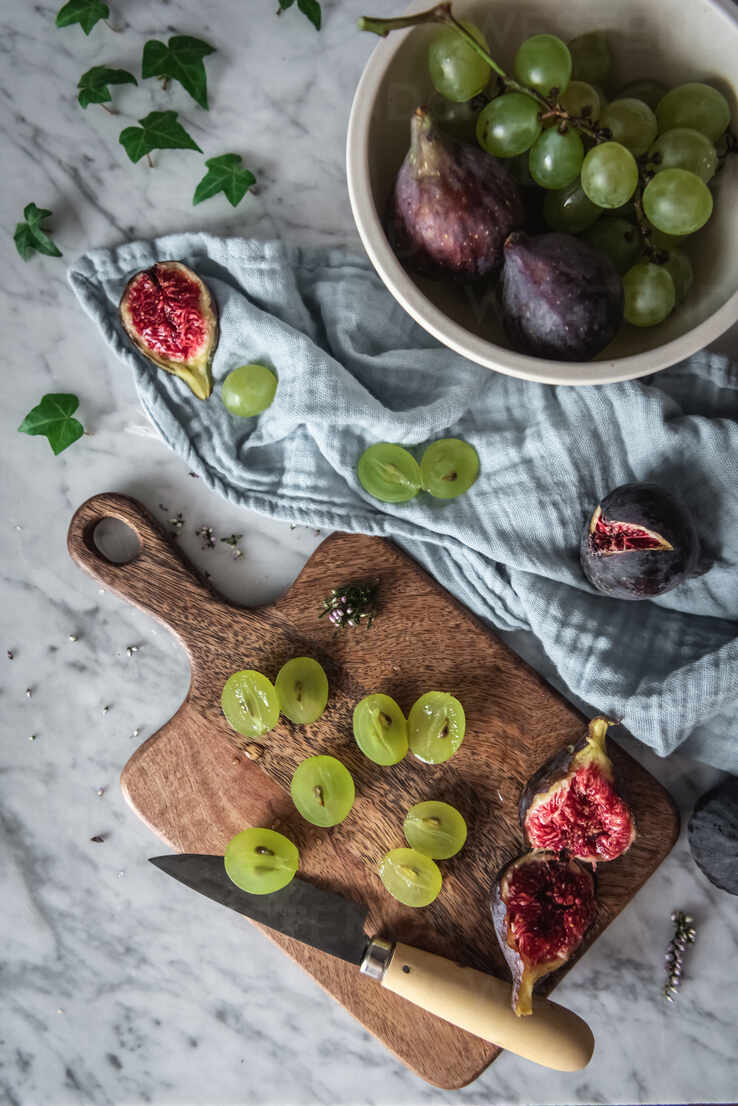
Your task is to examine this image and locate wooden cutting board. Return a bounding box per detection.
[67,493,679,1089]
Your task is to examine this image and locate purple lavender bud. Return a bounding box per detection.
[329,610,341,624]
[346,607,353,614]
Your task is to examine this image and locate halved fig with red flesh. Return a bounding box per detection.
[492,850,596,1016]
[119,260,218,400]
[520,717,636,865]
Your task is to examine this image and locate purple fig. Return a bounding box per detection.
[388,107,525,281]
[501,231,623,361]
[580,482,702,599]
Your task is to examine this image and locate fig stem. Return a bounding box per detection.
[358,3,603,141]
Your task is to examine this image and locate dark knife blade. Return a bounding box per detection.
[149,854,369,965]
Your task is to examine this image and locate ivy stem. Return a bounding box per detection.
[100,103,116,115]
[104,19,120,33]
[358,2,602,141]
[146,152,154,168]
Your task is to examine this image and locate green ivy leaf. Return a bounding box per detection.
[56,0,109,35]
[14,203,63,261]
[297,0,321,30]
[78,65,137,109]
[278,0,295,8]
[193,153,256,207]
[18,394,84,455]
[119,110,202,164]
[142,35,216,110]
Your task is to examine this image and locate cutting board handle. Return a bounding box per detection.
[67,492,220,646]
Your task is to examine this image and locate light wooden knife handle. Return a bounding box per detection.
[365,940,594,1072]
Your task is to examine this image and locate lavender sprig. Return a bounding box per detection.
[319,580,379,630]
[664,909,696,1001]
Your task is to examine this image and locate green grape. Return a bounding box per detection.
[222,670,280,738]
[655,83,731,143]
[642,168,713,235]
[601,98,658,156]
[529,127,584,190]
[357,443,421,504]
[514,34,572,97]
[583,216,642,274]
[353,693,408,766]
[224,827,299,895]
[543,179,601,232]
[275,657,329,725]
[378,848,442,907]
[663,249,694,304]
[616,79,668,111]
[222,364,277,417]
[567,31,611,87]
[428,22,491,103]
[403,801,467,860]
[290,755,355,827]
[420,438,479,499]
[475,93,541,157]
[623,263,676,327]
[580,141,638,208]
[408,692,466,764]
[648,127,718,183]
[558,81,601,122]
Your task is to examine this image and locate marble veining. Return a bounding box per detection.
[1,0,737,1103]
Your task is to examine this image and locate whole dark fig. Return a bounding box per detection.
[120,260,219,400]
[388,107,524,281]
[688,778,738,895]
[501,231,623,360]
[580,482,702,599]
[491,851,597,1016]
[520,717,636,865]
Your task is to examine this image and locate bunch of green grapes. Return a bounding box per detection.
[428,20,733,330]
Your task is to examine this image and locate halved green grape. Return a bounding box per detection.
[475,92,541,157]
[655,82,731,143]
[408,692,466,764]
[583,216,641,274]
[428,21,491,103]
[580,141,638,208]
[222,670,280,738]
[600,98,658,156]
[642,168,713,236]
[558,80,601,122]
[353,693,408,766]
[567,31,611,87]
[543,179,601,233]
[420,438,479,499]
[224,827,299,895]
[648,127,718,183]
[222,364,277,417]
[616,79,668,111]
[514,34,571,97]
[357,443,421,504]
[378,847,442,907]
[623,263,676,327]
[275,657,329,725]
[290,755,355,827]
[663,249,694,305]
[403,801,467,860]
[529,127,584,190]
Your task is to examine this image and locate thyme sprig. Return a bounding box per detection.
[320,579,379,630]
[664,909,696,1001]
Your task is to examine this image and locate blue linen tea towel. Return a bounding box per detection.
[69,233,738,771]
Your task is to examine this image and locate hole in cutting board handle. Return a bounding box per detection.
[92,517,142,565]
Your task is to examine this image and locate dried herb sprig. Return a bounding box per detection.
[319,579,379,630]
[195,525,216,550]
[220,533,244,559]
[664,909,696,1001]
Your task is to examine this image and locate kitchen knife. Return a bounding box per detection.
[150,853,594,1072]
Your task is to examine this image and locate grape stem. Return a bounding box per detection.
[633,160,667,263]
[358,2,603,141]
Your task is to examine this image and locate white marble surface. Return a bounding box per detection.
[2,1,737,1103]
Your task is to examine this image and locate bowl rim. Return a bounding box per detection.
[346,0,738,386]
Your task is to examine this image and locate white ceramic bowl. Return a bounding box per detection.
[347,0,738,384]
